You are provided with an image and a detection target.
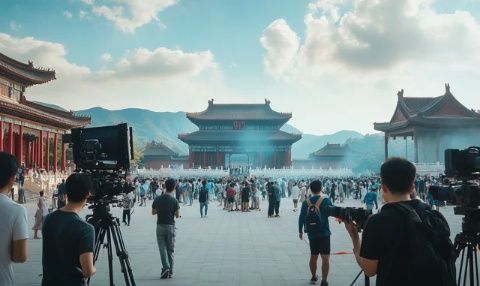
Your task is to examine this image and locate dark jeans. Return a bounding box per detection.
[200,202,208,217]
[122,209,131,225]
[268,199,280,216]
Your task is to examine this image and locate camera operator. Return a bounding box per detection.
[0,152,29,286]
[41,173,96,286]
[343,157,454,286]
[152,178,180,279]
[298,180,333,286]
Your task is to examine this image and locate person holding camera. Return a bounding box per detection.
[0,152,29,286]
[298,180,332,286]
[343,157,455,286]
[41,173,96,286]
[152,178,180,279]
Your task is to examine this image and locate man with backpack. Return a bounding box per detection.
[298,180,333,285]
[344,157,455,286]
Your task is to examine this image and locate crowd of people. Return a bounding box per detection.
[0,149,459,286]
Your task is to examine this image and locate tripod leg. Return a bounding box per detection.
[468,244,475,286]
[459,247,466,286]
[106,228,115,286]
[88,226,107,286]
[475,245,479,286]
[350,270,363,286]
[110,221,136,286]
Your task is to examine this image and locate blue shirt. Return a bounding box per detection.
[364,192,377,205]
[298,196,332,239]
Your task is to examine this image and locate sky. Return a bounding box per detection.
[1,0,480,135]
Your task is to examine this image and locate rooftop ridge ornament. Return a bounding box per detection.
[445,83,451,95]
[397,89,404,98]
[208,99,214,106]
[265,98,271,105]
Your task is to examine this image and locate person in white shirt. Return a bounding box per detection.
[291,182,300,212]
[0,152,29,286]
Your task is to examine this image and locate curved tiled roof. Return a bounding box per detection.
[187,100,292,121]
[0,53,56,85]
[375,85,480,132]
[178,130,302,144]
[0,96,90,129]
[144,141,177,157]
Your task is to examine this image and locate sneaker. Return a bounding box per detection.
[161,268,170,279]
[169,270,173,278]
[320,281,328,286]
[310,275,318,284]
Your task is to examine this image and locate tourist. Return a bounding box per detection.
[0,152,29,286]
[343,158,454,286]
[291,182,300,212]
[253,179,261,210]
[57,179,66,209]
[241,181,250,212]
[41,173,96,285]
[267,181,275,217]
[152,178,180,279]
[32,191,48,239]
[186,179,194,206]
[139,179,148,206]
[298,180,332,286]
[226,183,236,211]
[17,187,26,204]
[363,187,378,212]
[199,180,209,218]
[122,191,135,226]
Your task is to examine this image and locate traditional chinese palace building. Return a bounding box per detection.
[374,84,480,163]
[179,99,302,168]
[0,53,90,172]
[309,143,353,169]
[143,141,188,169]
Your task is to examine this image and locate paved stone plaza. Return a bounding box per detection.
[14,197,463,286]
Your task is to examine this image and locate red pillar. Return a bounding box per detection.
[45,132,50,171]
[61,142,66,171]
[7,123,13,154]
[0,121,3,152]
[53,133,58,173]
[18,125,23,165]
[39,130,44,169]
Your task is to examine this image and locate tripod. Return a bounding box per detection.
[87,203,136,286]
[454,209,480,286]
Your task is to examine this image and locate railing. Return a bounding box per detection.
[414,162,445,176]
[136,166,354,178]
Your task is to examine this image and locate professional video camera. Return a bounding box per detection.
[428,146,480,286]
[327,206,372,230]
[66,123,136,286]
[68,123,134,200]
[429,146,480,214]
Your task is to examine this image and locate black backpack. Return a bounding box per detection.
[305,197,324,237]
[387,202,456,286]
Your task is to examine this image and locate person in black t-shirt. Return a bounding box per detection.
[42,173,96,286]
[198,180,209,218]
[343,157,446,286]
[152,178,180,279]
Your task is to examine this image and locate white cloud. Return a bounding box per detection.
[63,10,73,19]
[261,0,480,79]
[0,32,224,112]
[9,21,21,31]
[79,10,88,19]
[101,52,112,63]
[83,0,178,33]
[260,19,300,79]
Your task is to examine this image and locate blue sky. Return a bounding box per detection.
[1,0,480,135]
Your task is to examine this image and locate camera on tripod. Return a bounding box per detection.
[67,123,135,201]
[428,146,480,286]
[429,146,480,214]
[327,206,372,230]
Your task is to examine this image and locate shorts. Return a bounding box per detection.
[309,236,331,256]
[227,197,235,203]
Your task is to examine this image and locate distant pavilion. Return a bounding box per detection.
[179,99,301,168]
[0,53,90,172]
[374,84,480,163]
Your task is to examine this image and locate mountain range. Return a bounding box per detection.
[69,106,366,159]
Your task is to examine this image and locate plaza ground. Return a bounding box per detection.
[14,196,463,286]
